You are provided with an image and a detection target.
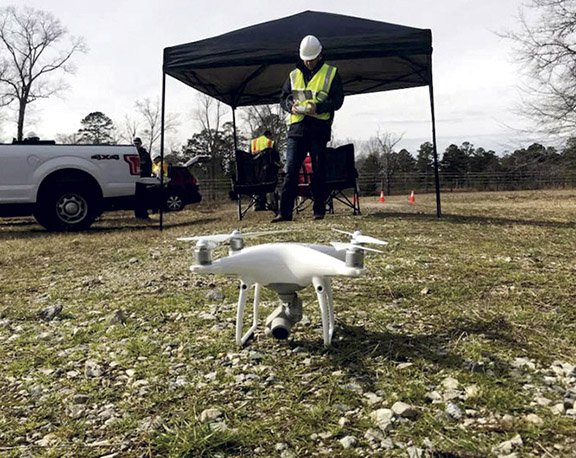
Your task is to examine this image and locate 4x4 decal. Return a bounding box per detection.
[91,154,120,160]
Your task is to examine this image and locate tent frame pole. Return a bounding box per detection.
[428,79,442,218]
[231,107,238,151]
[159,71,167,230]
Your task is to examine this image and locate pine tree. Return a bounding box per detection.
[77,112,116,144]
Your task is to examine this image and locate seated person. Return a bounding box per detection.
[152,154,169,178]
[249,129,281,211]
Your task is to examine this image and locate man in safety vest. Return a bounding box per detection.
[272,35,344,222]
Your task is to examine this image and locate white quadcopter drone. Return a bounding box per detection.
[178,229,387,347]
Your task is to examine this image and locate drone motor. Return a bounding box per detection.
[194,239,213,265]
[345,246,364,268]
[229,231,245,253]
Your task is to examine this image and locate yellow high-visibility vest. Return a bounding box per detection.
[152,161,168,177]
[289,63,337,125]
[250,135,274,153]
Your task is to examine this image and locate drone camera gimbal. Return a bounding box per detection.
[265,292,303,339]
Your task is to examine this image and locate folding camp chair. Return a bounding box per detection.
[325,143,361,215]
[294,144,360,215]
[295,154,314,213]
[232,149,280,220]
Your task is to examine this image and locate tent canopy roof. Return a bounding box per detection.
[163,10,432,108]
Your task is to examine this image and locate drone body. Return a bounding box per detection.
[180,229,386,347]
[191,243,364,288]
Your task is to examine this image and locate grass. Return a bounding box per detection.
[0,189,575,457]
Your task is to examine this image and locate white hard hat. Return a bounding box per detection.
[299,35,322,61]
[26,131,38,138]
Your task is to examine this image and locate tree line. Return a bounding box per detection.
[355,138,576,196]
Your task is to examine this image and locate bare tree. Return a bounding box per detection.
[135,97,179,155]
[194,94,225,197]
[119,98,179,153]
[194,93,224,139]
[374,130,403,195]
[0,6,87,140]
[0,61,12,108]
[503,0,576,136]
[55,132,79,144]
[118,114,140,144]
[241,104,287,151]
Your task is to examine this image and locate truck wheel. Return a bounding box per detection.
[165,193,184,212]
[34,185,99,231]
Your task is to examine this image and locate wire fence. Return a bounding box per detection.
[197,171,576,201]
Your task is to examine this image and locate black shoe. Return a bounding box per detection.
[313,214,325,220]
[271,215,291,223]
[136,214,150,220]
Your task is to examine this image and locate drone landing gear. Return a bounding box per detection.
[312,276,335,346]
[235,279,336,347]
[235,282,261,346]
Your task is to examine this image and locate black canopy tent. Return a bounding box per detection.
[159,10,441,227]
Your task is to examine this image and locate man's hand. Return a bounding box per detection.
[291,102,317,115]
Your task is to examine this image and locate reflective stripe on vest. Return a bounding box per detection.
[289,63,337,125]
[250,135,274,153]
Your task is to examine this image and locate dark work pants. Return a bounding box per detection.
[279,136,327,220]
[134,182,149,217]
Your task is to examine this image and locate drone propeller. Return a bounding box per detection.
[332,228,388,246]
[178,229,288,244]
[330,242,384,253]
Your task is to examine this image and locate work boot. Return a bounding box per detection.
[271,215,292,223]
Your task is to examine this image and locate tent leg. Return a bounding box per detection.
[159,71,167,230]
[232,107,238,152]
[428,81,442,218]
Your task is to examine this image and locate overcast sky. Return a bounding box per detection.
[0,0,546,154]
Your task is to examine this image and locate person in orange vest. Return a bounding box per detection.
[272,35,344,222]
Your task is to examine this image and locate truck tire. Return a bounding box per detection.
[34,184,100,231]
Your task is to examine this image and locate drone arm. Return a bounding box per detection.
[312,276,335,346]
[236,280,260,347]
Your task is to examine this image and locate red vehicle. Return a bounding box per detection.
[161,165,202,211]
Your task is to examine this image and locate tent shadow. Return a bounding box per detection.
[369,211,576,229]
[89,216,220,233]
[0,216,220,240]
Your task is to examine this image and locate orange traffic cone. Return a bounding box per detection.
[378,190,385,203]
[408,191,415,205]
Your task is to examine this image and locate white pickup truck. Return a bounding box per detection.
[0,140,146,231]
